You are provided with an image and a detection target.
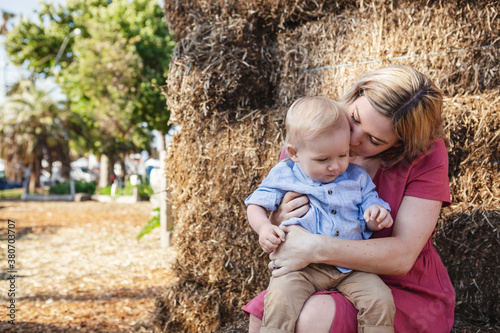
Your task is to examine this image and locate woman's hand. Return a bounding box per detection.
[270,191,310,225]
[268,225,319,277]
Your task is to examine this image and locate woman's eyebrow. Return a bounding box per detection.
[355,107,389,144]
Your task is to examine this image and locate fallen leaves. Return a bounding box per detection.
[0,201,177,332]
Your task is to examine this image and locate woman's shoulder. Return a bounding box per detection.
[406,138,451,205]
[410,138,449,175]
[375,138,451,207]
[379,138,450,185]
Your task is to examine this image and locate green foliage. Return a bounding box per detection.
[138,183,154,199]
[0,188,23,200]
[0,80,88,188]
[4,0,176,161]
[137,207,160,241]
[98,183,153,199]
[49,181,96,195]
[98,186,112,196]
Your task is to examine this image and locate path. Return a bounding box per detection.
[0,201,176,332]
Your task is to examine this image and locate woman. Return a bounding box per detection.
[244,65,455,332]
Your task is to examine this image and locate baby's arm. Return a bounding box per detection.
[364,204,393,231]
[247,204,286,253]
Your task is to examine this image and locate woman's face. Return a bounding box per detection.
[346,96,399,158]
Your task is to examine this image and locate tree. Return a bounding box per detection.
[0,80,88,192]
[4,0,176,181]
[1,10,15,35]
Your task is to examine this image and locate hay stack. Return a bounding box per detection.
[154,0,499,331]
[444,92,500,206]
[163,0,352,40]
[153,109,285,331]
[275,1,499,105]
[436,91,499,328]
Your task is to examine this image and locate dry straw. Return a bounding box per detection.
[154,0,499,331]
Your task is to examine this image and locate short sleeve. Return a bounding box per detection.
[244,162,290,211]
[405,139,451,207]
[245,188,281,211]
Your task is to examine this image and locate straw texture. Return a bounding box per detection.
[154,1,499,331]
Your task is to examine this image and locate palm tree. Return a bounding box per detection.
[0,80,88,192]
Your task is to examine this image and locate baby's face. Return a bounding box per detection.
[292,127,350,184]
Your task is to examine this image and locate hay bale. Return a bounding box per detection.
[153,1,500,331]
[275,1,499,106]
[435,204,500,328]
[154,108,284,331]
[163,0,353,39]
[443,91,500,206]
[434,90,500,329]
[163,19,278,124]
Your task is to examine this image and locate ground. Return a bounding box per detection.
[1,201,488,333]
[0,200,177,332]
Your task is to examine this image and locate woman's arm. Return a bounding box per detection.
[270,196,442,277]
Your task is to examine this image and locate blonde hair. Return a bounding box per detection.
[341,65,445,164]
[285,96,347,147]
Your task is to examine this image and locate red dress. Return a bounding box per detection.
[243,139,455,332]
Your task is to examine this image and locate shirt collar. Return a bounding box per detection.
[291,161,349,185]
[292,162,321,186]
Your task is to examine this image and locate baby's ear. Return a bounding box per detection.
[286,144,299,162]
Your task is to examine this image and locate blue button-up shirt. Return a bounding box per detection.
[245,159,390,273]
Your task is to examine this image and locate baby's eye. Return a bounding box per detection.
[316,158,328,162]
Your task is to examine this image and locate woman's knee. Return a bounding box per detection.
[295,294,335,333]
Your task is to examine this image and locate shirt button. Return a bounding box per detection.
[331,210,336,215]
[328,190,332,195]
[335,231,340,236]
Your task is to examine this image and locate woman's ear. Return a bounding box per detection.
[286,144,300,162]
[392,140,403,148]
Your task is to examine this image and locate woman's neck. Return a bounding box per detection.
[350,156,382,178]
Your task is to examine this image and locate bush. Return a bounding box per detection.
[49,181,96,195]
[98,183,154,200]
[98,186,112,195]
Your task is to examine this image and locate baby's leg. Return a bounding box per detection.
[262,264,345,333]
[336,271,395,333]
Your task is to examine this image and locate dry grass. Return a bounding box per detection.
[154,0,499,331]
[0,201,177,332]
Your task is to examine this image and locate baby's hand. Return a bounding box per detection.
[364,205,393,231]
[258,224,286,253]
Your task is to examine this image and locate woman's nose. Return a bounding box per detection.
[350,127,362,146]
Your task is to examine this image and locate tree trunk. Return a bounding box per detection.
[158,131,166,150]
[61,148,71,180]
[29,158,41,193]
[99,154,110,188]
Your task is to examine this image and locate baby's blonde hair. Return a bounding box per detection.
[285,96,346,147]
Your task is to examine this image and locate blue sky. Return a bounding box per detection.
[0,0,61,104]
